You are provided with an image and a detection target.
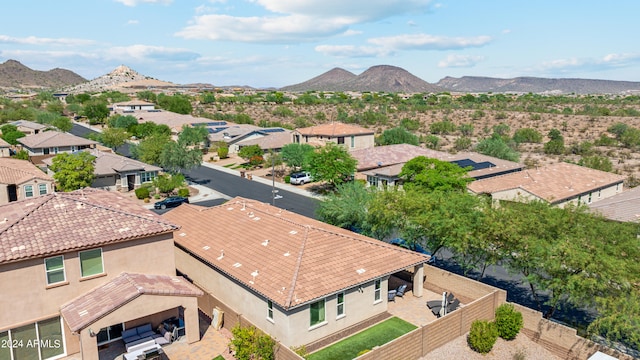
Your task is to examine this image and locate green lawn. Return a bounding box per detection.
[223,163,236,168]
[307,317,417,360]
[212,356,225,360]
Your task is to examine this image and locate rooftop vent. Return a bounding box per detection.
[217,250,224,260]
[262,239,269,246]
[356,268,366,274]
[233,263,242,268]
[289,230,297,235]
[203,246,210,251]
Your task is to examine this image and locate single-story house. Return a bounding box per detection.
[112,108,211,136]
[351,144,524,189]
[467,162,626,207]
[588,185,640,222]
[0,158,54,204]
[42,148,161,192]
[16,131,98,161]
[112,100,156,111]
[293,122,375,150]
[163,197,430,348]
[234,128,293,153]
[208,125,291,154]
[0,189,202,360]
[9,119,50,135]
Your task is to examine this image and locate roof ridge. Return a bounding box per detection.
[285,225,309,307]
[0,194,53,234]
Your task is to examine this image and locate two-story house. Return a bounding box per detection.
[0,158,54,204]
[292,122,375,150]
[16,131,98,165]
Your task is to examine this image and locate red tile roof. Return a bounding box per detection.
[17,131,98,148]
[163,198,430,310]
[61,272,203,332]
[0,188,178,264]
[296,122,374,137]
[467,162,625,203]
[0,158,53,184]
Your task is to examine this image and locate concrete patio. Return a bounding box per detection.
[386,288,445,327]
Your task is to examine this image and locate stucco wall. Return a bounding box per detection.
[490,183,623,208]
[175,246,389,348]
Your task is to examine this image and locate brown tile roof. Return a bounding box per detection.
[42,149,161,176]
[236,130,293,150]
[588,186,640,222]
[163,198,430,310]
[467,162,625,204]
[115,109,210,132]
[0,188,178,264]
[10,120,49,131]
[0,158,53,184]
[61,272,203,333]
[0,138,9,147]
[17,131,98,149]
[296,122,374,137]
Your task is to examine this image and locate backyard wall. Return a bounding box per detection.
[424,265,501,304]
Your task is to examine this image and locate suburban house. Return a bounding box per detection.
[0,138,11,157]
[351,144,524,189]
[112,100,156,111]
[467,162,626,207]
[9,119,50,135]
[111,108,210,137]
[0,189,202,360]
[292,122,375,150]
[233,128,293,153]
[0,158,54,204]
[163,197,431,348]
[588,185,640,222]
[42,148,161,192]
[206,124,293,154]
[16,131,98,163]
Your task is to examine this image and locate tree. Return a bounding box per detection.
[316,182,374,234]
[476,136,520,162]
[131,134,172,165]
[50,152,96,192]
[52,116,73,132]
[158,141,203,172]
[375,127,419,146]
[13,149,29,160]
[157,93,192,114]
[101,127,129,150]
[153,173,185,195]
[0,124,26,145]
[178,124,209,148]
[82,99,109,123]
[513,128,543,144]
[399,156,473,192]
[578,155,613,172]
[306,143,357,187]
[281,143,315,170]
[238,145,263,161]
[108,115,138,131]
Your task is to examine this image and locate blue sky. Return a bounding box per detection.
[2,0,639,88]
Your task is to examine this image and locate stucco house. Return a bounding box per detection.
[112,100,156,111]
[293,122,375,150]
[42,148,161,192]
[16,131,97,161]
[207,124,291,154]
[10,119,50,135]
[0,137,12,157]
[588,185,640,222]
[163,197,430,349]
[467,162,626,207]
[0,189,202,360]
[0,158,54,204]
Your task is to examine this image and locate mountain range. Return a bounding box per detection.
[2,59,640,95]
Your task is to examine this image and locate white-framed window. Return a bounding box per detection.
[336,292,345,318]
[267,300,274,322]
[79,248,104,278]
[309,299,326,328]
[1,316,65,360]
[24,185,33,198]
[44,255,65,285]
[140,171,157,183]
[374,279,381,302]
[367,175,379,188]
[350,136,355,148]
[39,183,47,195]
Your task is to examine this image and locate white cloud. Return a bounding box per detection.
[368,34,492,50]
[106,45,200,62]
[114,0,172,6]
[126,20,139,25]
[315,44,389,57]
[438,54,484,68]
[0,35,94,47]
[253,0,432,20]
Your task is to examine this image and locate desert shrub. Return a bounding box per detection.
[423,134,440,149]
[230,325,275,360]
[177,188,190,197]
[134,186,149,200]
[217,146,229,159]
[454,136,473,151]
[579,155,613,172]
[430,119,456,134]
[471,110,485,120]
[284,175,291,183]
[513,128,543,144]
[495,303,523,340]
[468,319,499,354]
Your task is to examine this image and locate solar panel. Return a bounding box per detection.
[207,121,227,126]
[260,128,285,133]
[209,127,229,134]
[450,159,495,171]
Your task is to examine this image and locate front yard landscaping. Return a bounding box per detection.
[307,317,417,360]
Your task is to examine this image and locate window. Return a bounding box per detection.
[140,171,157,183]
[350,136,355,148]
[79,248,103,277]
[309,299,326,327]
[39,183,47,195]
[337,136,345,145]
[598,189,602,199]
[24,185,33,198]
[374,279,381,302]
[97,323,124,345]
[3,317,64,360]
[267,300,274,322]
[336,292,345,317]
[588,192,592,204]
[367,175,379,188]
[45,256,65,285]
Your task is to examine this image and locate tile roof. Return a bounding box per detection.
[113,100,156,107]
[114,109,210,132]
[60,272,203,333]
[17,131,98,149]
[10,120,49,131]
[208,124,262,142]
[0,188,178,264]
[588,186,640,222]
[163,198,430,310]
[235,130,293,150]
[42,149,161,176]
[0,138,10,147]
[0,158,53,184]
[296,122,374,137]
[467,162,625,204]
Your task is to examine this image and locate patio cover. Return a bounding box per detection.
[61,272,203,333]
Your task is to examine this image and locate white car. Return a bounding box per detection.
[290,172,312,185]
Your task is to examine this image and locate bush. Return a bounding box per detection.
[468,319,498,354]
[135,186,150,200]
[495,303,523,340]
[284,175,291,184]
[230,325,275,360]
[177,188,190,198]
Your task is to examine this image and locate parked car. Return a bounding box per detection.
[289,172,312,185]
[154,196,189,210]
[389,238,436,264]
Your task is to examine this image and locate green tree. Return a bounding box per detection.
[316,181,374,234]
[153,173,185,195]
[399,156,473,192]
[108,115,138,131]
[475,136,520,162]
[82,99,110,123]
[578,155,613,172]
[50,152,96,192]
[52,116,73,132]
[13,149,29,160]
[157,93,192,114]
[159,141,203,172]
[132,134,172,165]
[178,124,209,148]
[307,143,357,187]
[281,143,315,170]
[238,145,264,161]
[513,128,543,144]
[0,124,26,145]
[376,127,419,146]
[101,127,129,150]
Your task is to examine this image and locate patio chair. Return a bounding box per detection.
[427,292,454,309]
[388,290,397,302]
[447,298,461,313]
[396,284,408,298]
